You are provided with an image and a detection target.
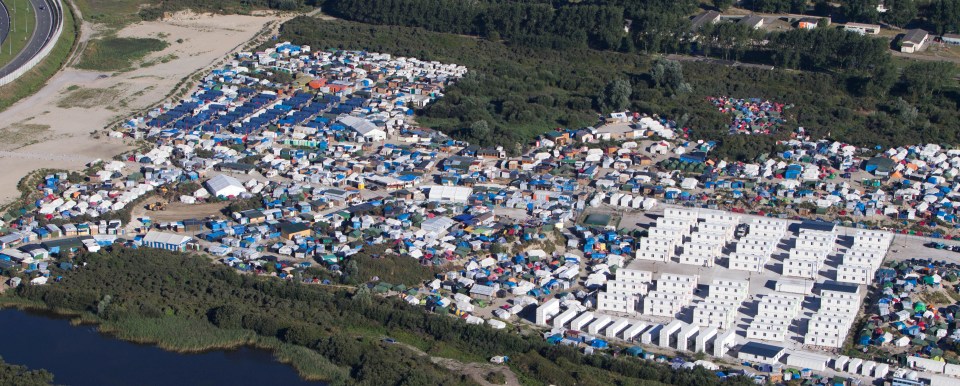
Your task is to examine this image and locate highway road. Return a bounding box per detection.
[0,0,55,79]
[0,0,9,48]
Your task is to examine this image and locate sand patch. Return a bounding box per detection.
[0,123,53,151]
[57,86,124,109]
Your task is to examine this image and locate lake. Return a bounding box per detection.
[0,308,323,386]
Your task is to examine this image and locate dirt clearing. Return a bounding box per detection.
[129,198,230,223]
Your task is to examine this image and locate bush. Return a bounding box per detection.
[484,371,507,384]
[138,7,163,21]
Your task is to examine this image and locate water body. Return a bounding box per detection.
[0,308,322,386]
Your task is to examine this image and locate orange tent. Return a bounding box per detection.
[307,79,326,89]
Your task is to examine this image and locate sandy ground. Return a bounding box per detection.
[0,11,287,205]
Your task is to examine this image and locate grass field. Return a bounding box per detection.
[0,0,76,111]
[75,36,168,71]
[0,0,37,68]
[74,0,148,31]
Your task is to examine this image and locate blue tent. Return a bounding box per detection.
[590,339,608,349]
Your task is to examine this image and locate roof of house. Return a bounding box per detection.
[279,221,310,234]
[845,22,880,29]
[797,220,836,233]
[41,237,83,249]
[821,281,860,294]
[903,29,929,45]
[739,341,785,358]
[738,15,763,28]
[470,284,497,296]
[865,156,896,171]
[690,11,720,31]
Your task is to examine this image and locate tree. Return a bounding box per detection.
[469,120,491,140]
[713,0,734,11]
[601,79,632,112]
[342,259,360,283]
[891,97,919,122]
[930,0,960,35]
[900,61,956,102]
[882,0,917,28]
[790,0,808,13]
[209,304,244,329]
[843,0,881,23]
[649,57,690,96]
[814,0,833,16]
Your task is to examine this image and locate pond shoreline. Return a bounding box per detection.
[0,305,328,385]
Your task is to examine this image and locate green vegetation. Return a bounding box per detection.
[0,2,77,112]
[344,244,443,286]
[930,0,960,35]
[75,37,169,71]
[6,247,756,385]
[0,0,36,68]
[323,0,627,51]
[100,316,258,351]
[0,356,54,386]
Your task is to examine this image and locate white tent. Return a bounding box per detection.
[205,174,246,197]
[426,185,472,202]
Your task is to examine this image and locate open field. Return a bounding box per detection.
[0,11,287,205]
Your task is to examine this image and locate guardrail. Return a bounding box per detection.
[0,0,63,86]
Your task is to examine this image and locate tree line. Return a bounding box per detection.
[322,0,627,50]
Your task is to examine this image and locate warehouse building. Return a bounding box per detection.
[737,342,785,364]
[786,350,830,371]
[141,231,193,251]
